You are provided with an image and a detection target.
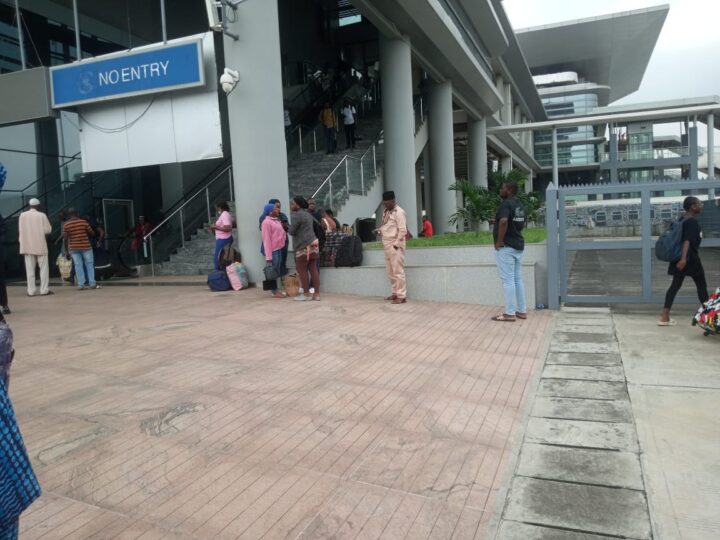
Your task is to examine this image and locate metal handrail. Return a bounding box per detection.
[143,164,232,242]
[311,130,384,200]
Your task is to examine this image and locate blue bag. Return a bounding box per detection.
[655,217,684,262]
[207,270,231,291]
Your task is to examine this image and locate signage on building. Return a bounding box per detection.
[50,39,204,108]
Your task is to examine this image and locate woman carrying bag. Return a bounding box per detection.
[261,203,288,298]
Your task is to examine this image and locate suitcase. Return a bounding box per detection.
[335,235,363,267]
[692,287,720,336]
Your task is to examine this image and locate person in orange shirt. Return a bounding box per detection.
[374,191,407,304]
[420,215,434,237]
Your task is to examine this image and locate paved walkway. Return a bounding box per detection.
[493,303,720,540]
[6,284,552,539]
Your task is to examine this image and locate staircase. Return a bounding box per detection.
[288,116,383,199]
[158,227,218,275]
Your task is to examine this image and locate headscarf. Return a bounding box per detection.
[262,203,276,218]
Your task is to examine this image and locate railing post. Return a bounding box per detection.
[546,183,560,309]
[420,96,424,123]
[229,168,234,202]
[180,209,185,248]
[313,129,317,153]
[641,188,653,300]
[345,158,349,194]
[206,188,211,223]
[373,145,377,178]
[149,238,155,277]
[228,169,233,201]
[329,179,333,212]
[299,125,303,154]
[360,161,365,194]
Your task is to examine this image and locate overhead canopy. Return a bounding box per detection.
[515,5,669,103]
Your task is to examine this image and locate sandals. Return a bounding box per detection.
[384,295,397,301]
[491,314,516,322]
[656,319,677,326]
[516,312,527,320]
[391,298,407,304]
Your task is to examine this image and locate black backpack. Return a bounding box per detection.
[335,235,363,267]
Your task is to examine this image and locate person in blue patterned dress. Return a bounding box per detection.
[0,317,41,540]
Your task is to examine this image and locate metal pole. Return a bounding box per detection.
[345,158,349,193]
[180,209,185,248]
[228,169,233,200]
[299,125,303,154]
[707,113,715,181]
[329,179,333,212]
[640,189,652,300]
[206,188,211,223]
[313,129,317,153]
[551,127,559,185]
[546,183,559,309]
[160,0,168,44]
[72,0,81,61]
[14,0,26,69]
[229,168,234,202]
[373,145,377,178]
[150,238,155,277]
[360,161,365,194]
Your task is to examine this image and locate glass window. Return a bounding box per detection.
[628,210,640,221]
[611,210,623,221]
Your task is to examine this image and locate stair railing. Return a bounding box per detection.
[311,130,383,213]
[143,165,233,276]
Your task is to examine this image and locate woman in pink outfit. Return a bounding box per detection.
[209,201,234,271]
[261,203,287,298]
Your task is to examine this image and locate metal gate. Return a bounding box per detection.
[546,179,720,308]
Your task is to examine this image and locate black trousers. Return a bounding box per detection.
[663,270,709,310]
[344,124,355,149]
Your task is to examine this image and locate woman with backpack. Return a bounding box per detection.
[658,196,709,326]
[288,196,320,301]
[261,203,288,298]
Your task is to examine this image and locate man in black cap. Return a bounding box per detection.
[374,190,408,303]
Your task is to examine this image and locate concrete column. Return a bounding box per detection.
[609,132,619,183]
[503,83,512,125]
[707,113,715,180]
[223,0,289,282]
[689,126,698,179]
[380,35,418,233]
[422,147,432,220]
[468,117,488,188]
[501,155,512,174]
[526,170,534,193]
[428,80,456,234]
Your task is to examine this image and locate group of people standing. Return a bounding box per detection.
[319,99,358,154]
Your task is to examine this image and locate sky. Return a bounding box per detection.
[502,0,720,106]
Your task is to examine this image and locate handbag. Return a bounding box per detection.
[283,274,300,297]
[263,262,279,280]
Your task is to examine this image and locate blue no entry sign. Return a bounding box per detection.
[50,39,204,108]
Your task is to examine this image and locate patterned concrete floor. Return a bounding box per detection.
[6,284,552,539]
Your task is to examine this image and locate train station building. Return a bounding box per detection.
[0,0,717,280]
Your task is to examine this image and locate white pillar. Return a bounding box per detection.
[428,80,456,234]
[468,117,488,188]
[708,113,715,179]
[380,35,418,234]
[224,0,289,283]
[501,155,512,174]
[503,83,512,125]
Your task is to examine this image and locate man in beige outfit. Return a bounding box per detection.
[19,198,52,296]
[375,190,408,304]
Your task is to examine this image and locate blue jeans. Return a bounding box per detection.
[495,247,527,316]
[70,249,95,288]
[214,237,234,271]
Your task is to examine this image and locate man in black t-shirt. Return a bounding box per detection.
[492,182,527,322]
[658,196,709,325]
